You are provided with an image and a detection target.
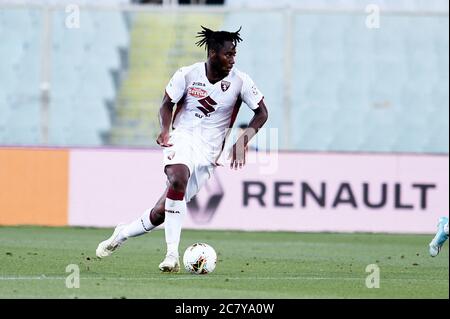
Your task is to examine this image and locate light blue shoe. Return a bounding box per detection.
[429,217,449,257]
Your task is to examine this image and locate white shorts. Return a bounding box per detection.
[163,131,215,202]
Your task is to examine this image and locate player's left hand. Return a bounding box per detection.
[229,143,248,170]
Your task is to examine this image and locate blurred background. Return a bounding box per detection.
[0,0,448,152]
[0,0,448,232]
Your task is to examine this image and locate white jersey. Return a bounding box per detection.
[165,62,264,163]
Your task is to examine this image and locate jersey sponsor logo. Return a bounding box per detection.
[188,87,208,99]
[221,80,231,92]
[197,96,217,117]
[192,81,206,87]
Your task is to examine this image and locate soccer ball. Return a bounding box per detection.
[183,243,217,275]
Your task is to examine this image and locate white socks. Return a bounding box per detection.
[164,197,187,257]
[116,208,155,243]
[112,189,187,258]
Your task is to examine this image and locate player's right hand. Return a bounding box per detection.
[156,131,173,147]
[228,143,247,170]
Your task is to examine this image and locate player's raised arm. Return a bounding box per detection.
[156,92,175,147]
[230,99,268,169]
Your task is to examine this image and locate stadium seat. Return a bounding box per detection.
[0,4,448,153]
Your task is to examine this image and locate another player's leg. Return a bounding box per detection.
[95,189,168,258]
[429,216,449,257]
[158,164,190,273]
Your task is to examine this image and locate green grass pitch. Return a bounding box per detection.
[0,226,448,298]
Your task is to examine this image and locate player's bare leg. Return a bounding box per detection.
[95,188,167,258]
[148,188,168,226]
[158,164,190,273]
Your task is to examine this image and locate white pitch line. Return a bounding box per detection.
[0,276,444,282]
[0,276,66,281]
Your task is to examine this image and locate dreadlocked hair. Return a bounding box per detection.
[195,25,243,53]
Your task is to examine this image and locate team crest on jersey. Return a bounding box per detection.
[188,87,208,99]
[221,81,231,92]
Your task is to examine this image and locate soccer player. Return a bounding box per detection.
[429,216,449,257]
[96,26,268,272]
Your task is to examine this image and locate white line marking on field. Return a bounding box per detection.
[0,275,443,282]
